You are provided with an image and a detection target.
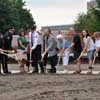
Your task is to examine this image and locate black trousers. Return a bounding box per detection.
[2,55,9,73]
[49,55,58,71]
[0,54,9,73]
[0,54,3,73]
[43,53,48,67]
[31,45,44,72]
[26,54,30,67]
[43,54,58,71]
[98,52,100,62]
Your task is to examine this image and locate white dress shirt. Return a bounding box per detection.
[29,31,41,50]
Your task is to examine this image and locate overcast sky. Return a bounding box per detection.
[24,0,88,29]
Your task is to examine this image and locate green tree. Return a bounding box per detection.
[96,0,100,8]
[0,0,35,33]
[74,0,100,33]
[15,0,35,31]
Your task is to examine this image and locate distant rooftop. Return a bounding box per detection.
[41,24,74,31]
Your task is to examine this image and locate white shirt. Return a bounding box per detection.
[83,37,95,51]
[83,37,87,45]
[29,31,41,50]
[95,39,100,48]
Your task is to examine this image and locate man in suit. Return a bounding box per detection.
[42,27,58,73]
[3,27,15,74]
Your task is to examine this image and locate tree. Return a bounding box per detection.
[74,13,87,32]
[0,0,35,33]
[96,0,100,8]
[74,0,100,33]
[15,0,35,31]
[0,0,13,31]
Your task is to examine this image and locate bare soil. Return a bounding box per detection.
[0,64,100,100]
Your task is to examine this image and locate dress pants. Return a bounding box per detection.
[31,45,44,72]
[2,55,9,73]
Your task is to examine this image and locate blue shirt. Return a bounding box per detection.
[59,39,70,49]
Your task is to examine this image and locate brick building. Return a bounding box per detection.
[87,0,97,9]
[41,24,74,36]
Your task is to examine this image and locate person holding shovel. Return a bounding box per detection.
[57,34,70,74]
[78,30,95,74]
[42,27,58,73]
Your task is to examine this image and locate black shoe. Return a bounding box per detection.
[52,70,56,73]
[41,70,45,74]
[32,71,38,74]
[0,73,6,76]
[88,66,93,70]
[48,69,56,73]
[73,70,81,74]
[4,71,11,74]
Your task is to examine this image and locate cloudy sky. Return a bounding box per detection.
[24,0,88,29]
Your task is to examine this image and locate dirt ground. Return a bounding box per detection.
[0,64,100,100]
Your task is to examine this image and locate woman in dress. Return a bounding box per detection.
[17,31,27,73]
